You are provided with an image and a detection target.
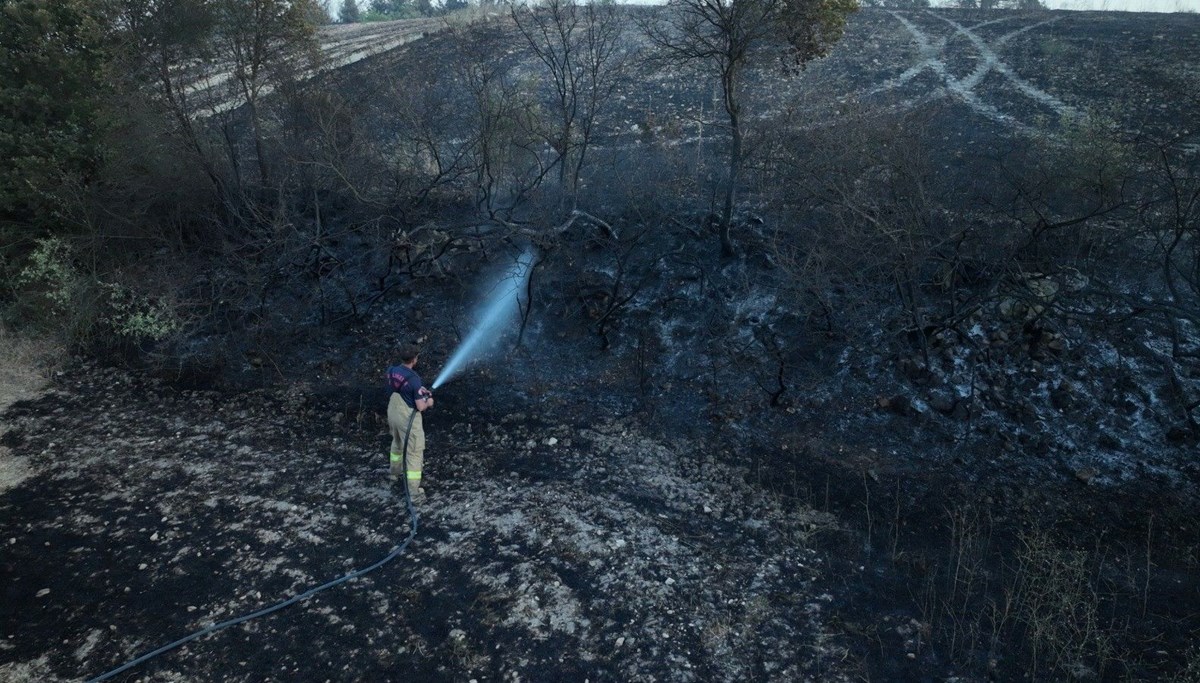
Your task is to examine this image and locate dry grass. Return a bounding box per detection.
[912,502,1146,680]
[0,325,55,413]
[1011,529,1115,680]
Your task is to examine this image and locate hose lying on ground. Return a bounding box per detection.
[86,410,420,683]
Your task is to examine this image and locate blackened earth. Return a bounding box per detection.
[4,6,1200,683]
[0,367,848,682]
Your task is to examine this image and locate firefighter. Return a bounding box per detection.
[386,343,434,503]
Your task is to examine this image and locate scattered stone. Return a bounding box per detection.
[1051,382,1076,412]
[928,392,956,415]
[885,395,912,416]
[36,588,50,598]
[1166,425,1195,444]
[1074,467,1098,485]
[1022,274,1060,300]
[951,401,970,421]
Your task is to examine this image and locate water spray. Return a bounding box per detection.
[431,248,536,390]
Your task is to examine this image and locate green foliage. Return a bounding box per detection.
[215,0,321,70]
[0,0,114,226]
[13,236,80,312]
[1058,113,1135,187]
[361,0,438,20]
[340,0,360,21]
[6,236,182,347]
[367,0,411,17]
[1031,111,1135,207]
[105,283,181,341]
[779,0,860,72]
[364,7,415,20]
[111,0,216,63]
[7,235,104,344]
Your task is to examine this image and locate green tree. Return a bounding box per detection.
[644,0,857,256]
[108,0,224,192]
[0,0,113,229]
[340,0,359,21]
[214,0,321,187]
[368,0,408,16]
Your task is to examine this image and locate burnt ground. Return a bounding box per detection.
[4,6,1200,683]
[0,366,848,682]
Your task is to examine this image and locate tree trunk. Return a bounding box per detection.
[721,118,741,257]
[249,98,270,187]
[719,66,740,257]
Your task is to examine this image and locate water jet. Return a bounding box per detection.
[431,248,535,390]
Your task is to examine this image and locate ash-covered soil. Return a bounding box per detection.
[0,366,850,682]
[447,8,1200,143]
[4,6,1200,682]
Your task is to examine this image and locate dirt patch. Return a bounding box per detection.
[0,328,55,495]
[0,327,52,414]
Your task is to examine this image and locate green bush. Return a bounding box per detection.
[7,235,103,345]
[104,283,181,342]
[5,236,182,349]
[0,0,113,225]
[13,235,78,310]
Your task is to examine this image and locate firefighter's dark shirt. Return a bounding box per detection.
[387,365,424,409]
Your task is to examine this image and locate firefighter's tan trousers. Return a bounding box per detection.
[388,393,425,496]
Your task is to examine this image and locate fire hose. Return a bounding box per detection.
[85,408,421,683]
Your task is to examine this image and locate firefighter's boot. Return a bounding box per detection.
[407,478,426,505]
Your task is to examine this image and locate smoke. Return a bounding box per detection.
[431,248,536,390]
